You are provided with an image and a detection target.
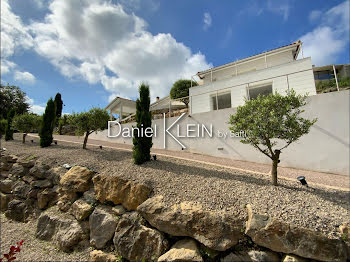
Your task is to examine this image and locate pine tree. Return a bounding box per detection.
[133,83,153,165]
[4,109,15,141]
[39,98,56,147]
[54,93,63,126]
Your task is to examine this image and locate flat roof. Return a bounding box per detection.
[197,40,302,78]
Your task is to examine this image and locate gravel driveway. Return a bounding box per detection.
[1,135,349,242]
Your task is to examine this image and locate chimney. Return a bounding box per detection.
[156,96,160,102]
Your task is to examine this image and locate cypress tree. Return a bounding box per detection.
[133,83,152,164]
[54,93,63,124]
[39,98,56,147]
[4,109,15,141]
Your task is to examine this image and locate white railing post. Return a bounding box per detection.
[333,64,339,91]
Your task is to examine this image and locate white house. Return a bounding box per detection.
[189,40,317,114]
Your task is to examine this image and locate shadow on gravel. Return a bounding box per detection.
[146,159,350,211]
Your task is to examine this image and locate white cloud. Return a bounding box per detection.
[1,0,33,76]
[267,0,291,21]
[14,71,36,84]
[26,0,211,101]
[26,96,45,115]
[203,12,212,30]
[300,1,349,66]
[308,10,322,22]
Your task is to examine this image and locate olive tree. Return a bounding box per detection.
[228,90,317,186]
[12,114,41,143]
[72,108,110,149]
[170,79,198,107]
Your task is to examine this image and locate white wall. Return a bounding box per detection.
[190,58,316,111]
[91,91,350,176]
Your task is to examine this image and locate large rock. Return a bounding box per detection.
[37,188,58,209]
[2,154,18,163]
[0,178,13,193]
[89,205,118,249]
[60,166,93,192]
[137,195,244,251]
[282,254,309,262]
[248,250,280,262]
[58,166,94,211]
[29,162,50,179]
[31,179,53,188]
[113,212,168,262]
[158,239,203,262]
[17,158,35,168]
[9,163,26,176]
[48,166,67,185]
[221,250,280,262]
[0,192,13,211]
[70,198,94,221]
[5,199,30,222]
[12,181,31,199]
[36,207,86,252]
[93,174,151,210]
[89,250,118,262]
[245,204,347,262]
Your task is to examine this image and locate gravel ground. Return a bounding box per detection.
[41,133,350,190]
[1,135,350,243]
[0,213,91,261]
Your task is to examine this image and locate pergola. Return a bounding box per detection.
[105,96,136,120]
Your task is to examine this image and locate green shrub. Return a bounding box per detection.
[39,98,56,147]
[5,109,15,141]
[133,83,153,165]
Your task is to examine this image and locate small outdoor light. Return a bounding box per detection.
[31,140,34,143]
[54,140,57,145]
[99,145,103,149]
[297,176,308,187]
[153,155,157,161]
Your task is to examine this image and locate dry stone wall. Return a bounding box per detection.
[1,151,349,262]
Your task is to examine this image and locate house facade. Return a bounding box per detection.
[189,41,317,114]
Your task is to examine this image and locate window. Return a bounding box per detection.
[248,84,272,100]
[212,92,231,110]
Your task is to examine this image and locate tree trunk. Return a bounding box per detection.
[271,149,281,186]
[83,132,89,149]
[22,133,27,143]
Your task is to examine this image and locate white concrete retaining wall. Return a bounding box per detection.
[91,90,350,175]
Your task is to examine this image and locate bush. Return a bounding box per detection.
[4,109,15,141]
[133,83,153,164]
[39,98,56,147]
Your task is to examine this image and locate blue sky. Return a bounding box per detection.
[1,0,349,114]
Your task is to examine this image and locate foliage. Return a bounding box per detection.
[170,79,198,107]
[0,84,29,119]
[54,93,63,126]
[133,83,153,165]
[0,240,24,262]
[228,90,317,185]
[0,119,7,138]
[316,77,350,93]
[12,114,41,143]
[39,98,56,147]
[71,108,110,149]
[5,109,15,141]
